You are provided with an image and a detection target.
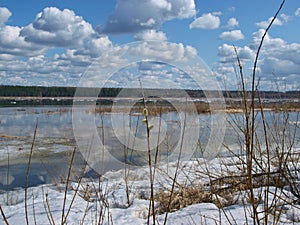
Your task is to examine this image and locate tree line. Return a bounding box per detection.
[0,85,299,99]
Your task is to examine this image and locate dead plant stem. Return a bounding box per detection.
[0,204,9,225]
[139,79,156,225]
[25,118,38,225]
[61,146,77,225]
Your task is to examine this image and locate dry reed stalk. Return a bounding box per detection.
[139,79,156,225]
[163,106,187,225]
[61,146,77,225]
[249,1,286,223]
[25,118,38,225]
[0,204,10,225]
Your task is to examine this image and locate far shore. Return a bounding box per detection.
[0,96,299,114]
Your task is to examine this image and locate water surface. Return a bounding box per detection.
[0,106,299,190]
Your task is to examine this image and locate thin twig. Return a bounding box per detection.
[32,191,37,225]
[6,150,10,205]
[61,147,77,225]
[45,192,56,225]
[0,204,10,225]
[250,1,286,223]
[25,118,38,225]
[139,79,156,225]
[42,187,55,225]
[163,103,187,225]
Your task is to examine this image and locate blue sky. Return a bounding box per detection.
[0,0,299,90]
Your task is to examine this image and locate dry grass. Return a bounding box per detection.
[91,99,300,115]
[155,167,291,215]
[0,134,23,139]
[156,186,211,214]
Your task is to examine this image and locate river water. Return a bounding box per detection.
[0,106,299,190]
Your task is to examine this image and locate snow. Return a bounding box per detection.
[1,159,300,225]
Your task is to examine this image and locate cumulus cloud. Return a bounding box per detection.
[259,56,300,90]
[75,35,113,58]
[20,7,94,48]
[261,57,300,78]
[249,29,286,51]
[107,61,181,89]
[0,25,44,56]
[0,50,90,86]
[0,7,117,86]
[216,28,300,90]
[0,6,114,64]
[134,29,167,41]
[189,13,220,30]
[226,18,239,29]
[0,7,45,57]
[218,44,254,63]
[256,17,283,29]
[102,0,196,34]
[57,49,93,67]
[76,41,201,89]
[219,30,244,41]
[258,41,300,77]
[0,7,12,26]
[129,41,197,63]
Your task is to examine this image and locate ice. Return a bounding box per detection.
[1,158,300,225]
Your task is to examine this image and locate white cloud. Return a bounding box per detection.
[259,57,300,90]
[140,18,156,27]
[295,8,300,16]
[256,17,283,29]
[0,7,118,86]
[249,29,286,52]
[189,13,220,30]
[0,25,44,56]
[20,7,94,48]
[280,13,290,23]
[218,44,254,63]
[0,50,89,86]
[212,11,222,16]
[216,29,300,90]
[57,49,92,67]
[7,76,28,84]
[0,54,15,61]
[129,41,197,63]
[0,8,45,57]
[0,7,114,61]
[261,57,300,78]
[75,36,113,58]
[102,0,196,34]
[134,29,167,41]
[150,0,172,10]
[226,18,239,29]
[0,7,12,26]
[219,30,244,41]
[77,42,201,89]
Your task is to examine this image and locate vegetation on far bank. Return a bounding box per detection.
[1,85,300,98]
[0,85,299,112]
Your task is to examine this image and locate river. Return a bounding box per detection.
[0,105,299,190]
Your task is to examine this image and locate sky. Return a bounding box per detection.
[0,0,299,90]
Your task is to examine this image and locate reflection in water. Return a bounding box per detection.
[0,106,299,190]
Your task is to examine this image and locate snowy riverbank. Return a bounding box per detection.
[1,157,300,225]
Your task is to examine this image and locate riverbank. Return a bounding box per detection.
[1,156,300,224]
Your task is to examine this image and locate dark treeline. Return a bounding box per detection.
[0,85,299,99]
[0,85,122,98]
[0,85,75,97]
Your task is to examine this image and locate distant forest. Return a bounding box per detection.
[0,85,299,98]
[0,85,298,107]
